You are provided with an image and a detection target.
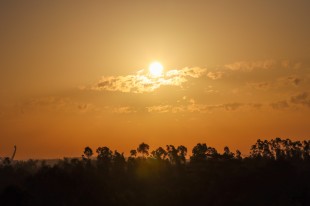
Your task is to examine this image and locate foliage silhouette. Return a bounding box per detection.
[82,146,93,160]
[151,147,167,160]
[137,142,150,158]
[0,138,309,206]
[190,143,208,162]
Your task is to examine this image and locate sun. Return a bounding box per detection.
[149,61,164,77]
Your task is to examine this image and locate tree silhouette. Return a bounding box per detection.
[128,149,137,169]
[302,140,310,160]
[249,138,310,161]
[137,142,150,158]
[206,146,218,159]
[82,146,93,160]
[250,139,263,159]
[222,146,234,160]
[235,150,242,160]
[190,143,208,162]
[164,145,187,165]
[112,150,126,173]
[130,149,137,157]
[270,138,284,160]
[1,137,310,206]
[177,145,187,164]
[2,157,11,166]
[151,147,167,160]
[166,145,180,165]
[96,146,113,171]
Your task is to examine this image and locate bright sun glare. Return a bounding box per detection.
[149,62,164,77]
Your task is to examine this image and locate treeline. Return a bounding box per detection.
[81,137,310,165]
[0,138,309,206]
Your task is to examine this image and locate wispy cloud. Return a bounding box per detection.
[270,100,290,110]
[207,71,224,80]
[283,76,302,87]
[290,92,310,107]
[281,60,302,70]
[247,82,271,90]
[146,99,252,114]
[20,97,96,114]
[225,60,276,71]
[146,105,172,113]
[112,106,137,114]
[91,67,207,93]
[268,92,310,110]
[247,75,303,91]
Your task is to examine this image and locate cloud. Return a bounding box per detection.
[225,60,276,71]
[286,76,302,86]
[10,96,141,117]
[77,104,94,113]
[147,105,172,113]
[146,99,248,114]
[86,59,308,95]
[19,96,96,114]
[207,71,224,80]
[204,85,219,94]
[281,60,302,70]
[268,92,310,110]
[92,67,206,93]
[247,82,271,90]
[112,106,137,114]
[248,103,263,109]
[223,103,244,111]
[270,100,290,110]
[247,75,302,91]
[290,92,310,107]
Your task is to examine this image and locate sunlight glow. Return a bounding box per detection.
[149,62,164,77]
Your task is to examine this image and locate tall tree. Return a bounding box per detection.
[190,143,208,162]
[96,146,113,169]
[83,146,93,160]
[166,145,180,165]
[130,149,137,157]
[177,145,187,164]
[151,147,167,160]
[137,142,150,158]
[112,150,126,172]
[223,146,234,160]
[235,150,242,160]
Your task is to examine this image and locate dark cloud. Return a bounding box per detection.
[287,76,302,86]
[270,100,290,110]
[248,103,263,109]
[291,92,310,107]
[247,82,271,90]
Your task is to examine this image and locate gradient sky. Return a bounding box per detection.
[1,0,310,159]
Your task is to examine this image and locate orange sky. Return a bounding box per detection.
[1,0,310,159]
